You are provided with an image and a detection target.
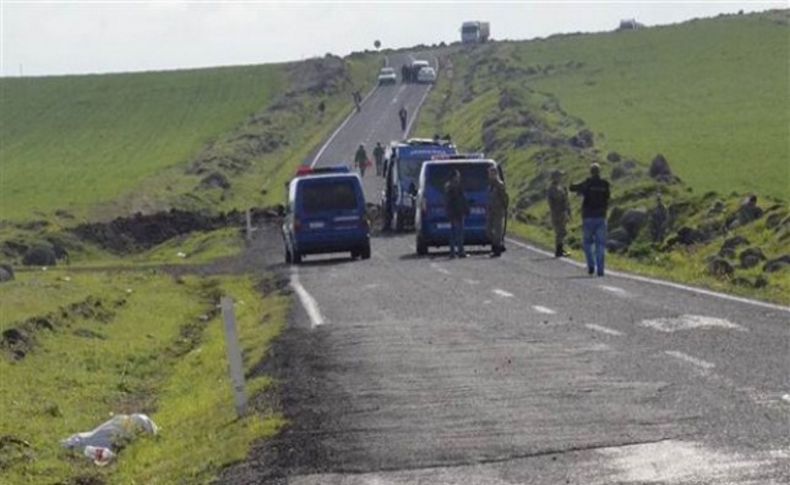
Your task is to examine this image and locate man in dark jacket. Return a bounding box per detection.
[354,144,368,177]
[487,166,509,257]
[445,170,469,259]
[570,163,610,276]
[399,106,408,132]
[373,142,385,176]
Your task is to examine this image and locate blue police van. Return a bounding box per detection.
[414,158,505,255]
[381,138,456,231]
[282,166,370,264]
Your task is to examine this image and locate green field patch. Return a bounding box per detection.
[0,271,287,483]
[1,65,284,221]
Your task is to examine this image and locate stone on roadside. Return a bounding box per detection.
[0,263,14,282]
[707,257,734,278]
[569,129,594,149]
[22,245,57,267]
[718,236,749,258]
[739,247,766,269]
[763,255,790,273]
[649,154,679,183]
[620,209,648,240]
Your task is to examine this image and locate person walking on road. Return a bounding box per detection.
[547,170,571,257]
[373,142,385,177]
[354,144,369,177]
[570,163,611,276]
[353,90,362,112]
[445,170,469,259]
[487,166,509,257]
[399,106,408,132]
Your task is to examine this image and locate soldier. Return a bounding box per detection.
[354,144,368,177]
[547,170,571,257]
[373,142,385,176]
[649,193,668,243]
[487,166,509,257]
[399,106,408,132]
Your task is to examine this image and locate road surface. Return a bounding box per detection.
[231,52,790,484]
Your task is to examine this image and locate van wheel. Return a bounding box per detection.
[416,237,428,256]
[361,243,371,260]
[293,251,302,264]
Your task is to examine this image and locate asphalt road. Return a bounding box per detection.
[237,53,790,484]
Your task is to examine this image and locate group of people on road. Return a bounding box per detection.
[353,141,387,178]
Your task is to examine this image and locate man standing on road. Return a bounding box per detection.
[399,106,408,132]
[445,170,469,259]
[487,166,509,257]
[354,144,368,178]
[570,163,610,276]
[373,142,385,177]
[547,170,571,258]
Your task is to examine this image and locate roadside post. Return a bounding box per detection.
[245,208,253,242]
[220,297,248,417]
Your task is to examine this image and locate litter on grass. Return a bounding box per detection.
[61,413,158,465]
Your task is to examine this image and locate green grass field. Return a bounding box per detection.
[1,65,284,221]
[513,12,788,198]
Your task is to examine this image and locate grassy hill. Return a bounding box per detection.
[418,10,789,303]
[1,65,283,221]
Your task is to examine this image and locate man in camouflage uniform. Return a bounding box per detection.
[649,193,668,243]
[487,166,509,257]
[547,170,571,257]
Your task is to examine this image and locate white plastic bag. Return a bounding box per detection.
[61,413,158,464]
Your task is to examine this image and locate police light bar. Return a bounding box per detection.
[295,165,350,177]
[430,153,485,160]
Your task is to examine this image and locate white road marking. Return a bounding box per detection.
[532,305,556,314]
[665,350,715,370]
[600,285,630,297]
[504,237,790,314]
[641,314,747,333]
[291,269,325,328]
[585,324,624,336]
[363,283,380,290]
[781,394,790,405]
[430,263,451,275]
[493,288,514,298]
[390,84,407,104]
[463,278,480,285]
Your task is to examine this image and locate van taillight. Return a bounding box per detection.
[294,218,302,232]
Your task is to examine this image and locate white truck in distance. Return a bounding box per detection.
[461,21,490,43]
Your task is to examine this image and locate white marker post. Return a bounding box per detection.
[245,209,253,242]
[220,297,248,417]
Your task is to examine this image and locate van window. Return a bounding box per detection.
[398,158,423,179]
[301,180,358,214]
[427,163,491,192]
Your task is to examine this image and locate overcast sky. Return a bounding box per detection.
[1,1,784,77]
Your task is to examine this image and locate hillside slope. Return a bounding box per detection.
[419,10,789,303]
[1,65,283,221]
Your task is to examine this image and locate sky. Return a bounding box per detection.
[1,0,785,77]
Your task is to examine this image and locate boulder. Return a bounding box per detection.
[0,263,14,282]
[620,209,648,240]
[707,257,734,278]
[606,151,622,162]
[763,255,790,273]
[22,245,57,267]
[608,206,625,228]
[199,172,231,190]
[649,154,679,183]
[608,227,632,244]
[569,129,594,149]
[673,226,707,246]
[606,239,629,253]
[739,247,766,269]
[718,236,749,258]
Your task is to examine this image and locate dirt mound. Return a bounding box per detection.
[1,297,117,360]
[71,208,279,254]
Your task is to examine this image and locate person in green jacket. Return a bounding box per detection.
[487,166,509,257]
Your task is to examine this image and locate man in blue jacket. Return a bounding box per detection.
[570,163,611,276]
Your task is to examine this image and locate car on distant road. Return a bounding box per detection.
[381,138,456,231]
[414,158,504,255]
[416,67,437,84]
[377,67,397,85]
[282,166,370,264]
